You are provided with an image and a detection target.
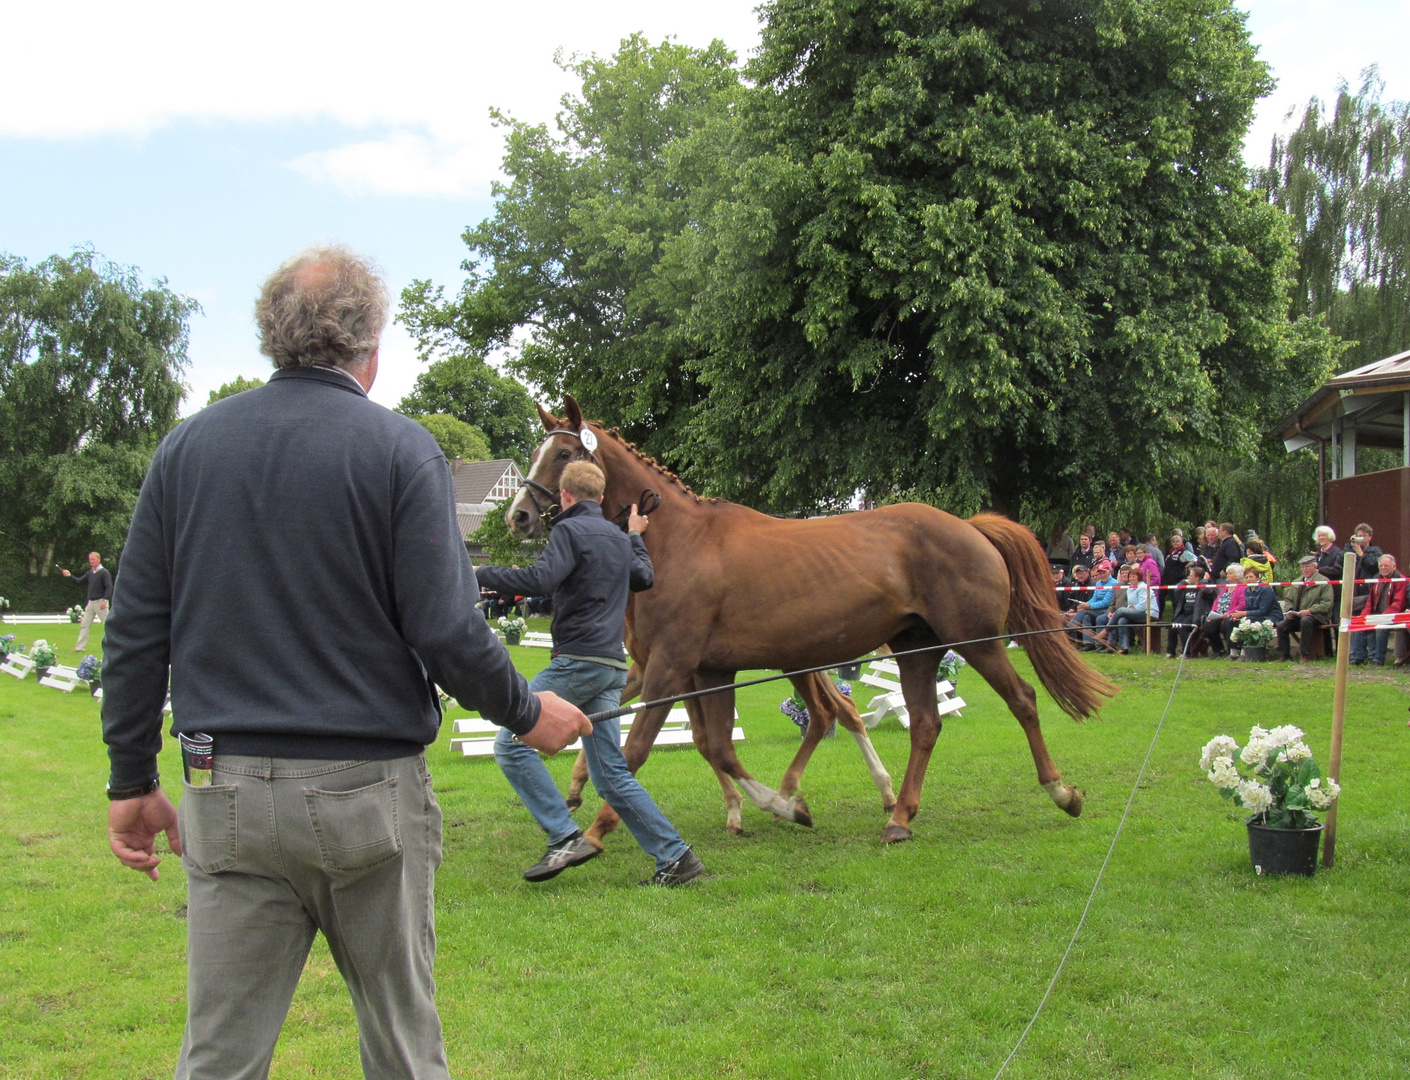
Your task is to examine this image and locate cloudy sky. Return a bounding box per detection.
[3,1,1406,415]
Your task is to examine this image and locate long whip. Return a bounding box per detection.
[583,623,1176,722]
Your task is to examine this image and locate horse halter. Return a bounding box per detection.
[516,427,660,530]
[516,428,601,524]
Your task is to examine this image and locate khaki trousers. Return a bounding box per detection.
[175,753,448,1080]
[75,599,105,650]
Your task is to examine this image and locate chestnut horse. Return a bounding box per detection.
[510,397,1116,843]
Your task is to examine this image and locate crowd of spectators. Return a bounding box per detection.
[1042,520,1406,666]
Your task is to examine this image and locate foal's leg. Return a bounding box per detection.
[957,638,1082,817]
[685,696,745,835]
[691,671,812,826]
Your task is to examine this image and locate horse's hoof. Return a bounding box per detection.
[881,824,912,844]
[882,800,897,814]
[726,823,745,836]
[791,797,813,828]
[565,795,582,811]
[1064,789,1083,817]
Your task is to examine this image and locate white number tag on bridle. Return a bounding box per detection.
[579,427,598,452]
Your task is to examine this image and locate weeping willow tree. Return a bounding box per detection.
[1256,67,1410,371]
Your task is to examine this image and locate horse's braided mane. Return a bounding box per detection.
[570,421,717,505]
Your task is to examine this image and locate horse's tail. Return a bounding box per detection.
[968,513,1118,719]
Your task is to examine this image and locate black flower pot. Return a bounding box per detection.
[1242,646,1267,662]
[837,662,863,680]
[1247,821,1323,876]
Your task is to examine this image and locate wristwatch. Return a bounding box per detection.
[106,777,161,801]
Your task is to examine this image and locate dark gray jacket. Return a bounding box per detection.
[102,366,539,788]
[477,500,652,662]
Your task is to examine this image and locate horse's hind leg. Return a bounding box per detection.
[779,674,895,817]
[829,687,897,814]
[958,639,1081,817]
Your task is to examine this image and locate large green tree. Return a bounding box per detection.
[392,353,541,464]
[0,251,197,573]
[683,0,1335,515]
[413,3,1336,519]
[1255,68,1410,372]
[412,413,492,462]
[398,34,742,456]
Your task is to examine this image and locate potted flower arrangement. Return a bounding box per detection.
[779,679,851,738]
[498,614,527,646]
[30,639,57,681]
[937,649,966,686]
[1228,618,1276,662]
[67,604,85,624]
[0,633,18,658]
[0,595,10,614]
[76,654,103,695]
[1200,724,1341,876]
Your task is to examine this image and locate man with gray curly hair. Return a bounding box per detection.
[101,245,591,1079]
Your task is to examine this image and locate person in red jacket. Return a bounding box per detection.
[1350,554,1407,666]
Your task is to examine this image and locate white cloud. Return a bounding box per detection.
[5,0,763,197]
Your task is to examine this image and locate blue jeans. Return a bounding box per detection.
[494,655,688,869]
[1351,628,1391,665]
[1110,606,1151,650]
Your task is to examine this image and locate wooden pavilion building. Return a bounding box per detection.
[1280,348,1410,562]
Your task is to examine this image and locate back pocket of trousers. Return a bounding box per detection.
[303,777,402,874]
[180,784,238,873]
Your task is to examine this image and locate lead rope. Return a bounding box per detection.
[991,633,1194,1080]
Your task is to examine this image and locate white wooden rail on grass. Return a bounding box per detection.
[449,705,743,757]
[2,653,37,679]
[859,658,966,729]
[1,614,72,625]
[38,664,87,692]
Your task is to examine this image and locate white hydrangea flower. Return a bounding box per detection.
[1200,736,1240,772]
[1237,779,1274,813]
[1207,758,1240,790]
[1307,777,1341,808]
[1267,725,1306,748]
[1283,741,1312,763]
[1240,738,1270,768]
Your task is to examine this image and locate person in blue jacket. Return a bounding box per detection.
[1070,560,1117,650]
[477,461,704,887]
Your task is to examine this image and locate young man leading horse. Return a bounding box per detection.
[478,460,705,886]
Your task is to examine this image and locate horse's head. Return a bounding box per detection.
[508,394,603,539]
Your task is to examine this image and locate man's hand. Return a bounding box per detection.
[627,504,649,533]
[108,789,181,881]
[99,600,108,611]
[60,568,71,577]
[518,691,594,755]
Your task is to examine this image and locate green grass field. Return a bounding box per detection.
[3,620,1408,1078]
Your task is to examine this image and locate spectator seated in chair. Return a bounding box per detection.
[1275,555,1334,662]
[1202,563,1247,657]
[1071,560,1116,650]
[1350,554,1407,667]
[1239,562,1281,626]
[1109,566,1157,654]
[1167,564,1213,657]
[1062,563,1095,642]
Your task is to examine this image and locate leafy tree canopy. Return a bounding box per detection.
[1256,67,1410,372]
[207,375,265,405]
[393,353,540,464]
[0,250,197,573]
[413,413,492,462]
[471,497,547,568]
[398,34,742,456]
[411,3,1337,519]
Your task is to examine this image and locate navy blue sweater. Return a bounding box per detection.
[101,366,539,788]
[477,501,652,662]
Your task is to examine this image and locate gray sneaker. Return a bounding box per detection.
[638,846,705,887]
[523,831,600,882]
